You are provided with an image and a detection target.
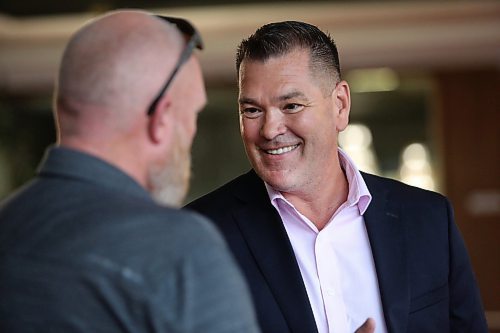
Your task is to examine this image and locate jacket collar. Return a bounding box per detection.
[37,146,152,202]
[362,172,409,333]
[231,170,319,333]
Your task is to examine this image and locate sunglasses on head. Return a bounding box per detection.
[147,15,204,116]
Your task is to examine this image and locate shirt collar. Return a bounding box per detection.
[264,147,372,215]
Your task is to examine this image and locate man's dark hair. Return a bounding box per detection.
[236,21,341,85]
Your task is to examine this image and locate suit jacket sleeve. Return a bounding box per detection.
[446,198,488,332]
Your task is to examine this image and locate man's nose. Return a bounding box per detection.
[260,108,286,140]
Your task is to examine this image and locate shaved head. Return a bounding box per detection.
[52,10,206,205]
[55,10,184,138]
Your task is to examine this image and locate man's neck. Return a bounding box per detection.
[59,138,149,191]
[281,166,349,231]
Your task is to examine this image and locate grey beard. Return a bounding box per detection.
[149,137,191,207]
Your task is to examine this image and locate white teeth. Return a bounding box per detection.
[266,144,298,155]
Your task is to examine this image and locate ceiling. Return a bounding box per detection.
[0,0,395,17]
[1,1,499,96]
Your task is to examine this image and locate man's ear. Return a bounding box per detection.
[147,95,172,145]
[333,80,351,132]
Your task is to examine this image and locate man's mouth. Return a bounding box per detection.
[264,144,299,155]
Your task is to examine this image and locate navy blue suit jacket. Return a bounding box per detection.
[187,170,487,333]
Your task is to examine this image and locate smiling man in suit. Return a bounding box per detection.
[186,21,487,333]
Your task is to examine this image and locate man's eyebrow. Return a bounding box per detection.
[238,97,256,105]
[278,91,308,101]
[238,91,309,105]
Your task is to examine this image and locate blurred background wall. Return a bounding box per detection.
[1,0,499,331]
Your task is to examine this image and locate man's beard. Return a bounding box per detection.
[149,129,191,207]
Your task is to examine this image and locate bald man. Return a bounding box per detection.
[0,10,259,333]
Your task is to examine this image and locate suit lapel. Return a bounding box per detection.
[232,171,318,333]
[362,174,409,333]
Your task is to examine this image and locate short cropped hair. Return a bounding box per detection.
[236,21,341,85]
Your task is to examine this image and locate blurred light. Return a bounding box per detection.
[465,190,500,216]
[346,67,399,93]
[402,143,428,169]
[399,143,436,191]
[339,124,379,175]
[339,123,373,148]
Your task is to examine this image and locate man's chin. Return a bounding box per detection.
[256,168,295,191]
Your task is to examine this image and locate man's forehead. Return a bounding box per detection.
[239,56,316,95]
[239,55,315,92]
[240,48,311,69]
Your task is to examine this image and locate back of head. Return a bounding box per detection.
[55,10,183,139]
[236,21,341,90]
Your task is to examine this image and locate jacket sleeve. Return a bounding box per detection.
[446,198,488,332]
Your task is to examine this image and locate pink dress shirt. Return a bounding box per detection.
[265,149,387,333]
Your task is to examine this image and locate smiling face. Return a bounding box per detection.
[238,48,350,196]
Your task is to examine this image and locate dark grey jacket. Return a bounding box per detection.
[0,146,260,333]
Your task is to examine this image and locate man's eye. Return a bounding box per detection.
[283,103,304,113]
[240,107,262,119]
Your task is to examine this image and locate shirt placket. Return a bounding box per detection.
[315,231,350,333]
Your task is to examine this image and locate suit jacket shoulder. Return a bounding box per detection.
[362,172,447,205]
